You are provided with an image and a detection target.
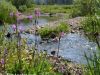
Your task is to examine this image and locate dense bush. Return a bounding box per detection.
[19,5,27,12]
[10,0,33,10]
[72,0,100,17]
[79,0,96,16]
[96,8,100,16]
[82,16,100,46]
[82,16,100,34]
[0,0,17,23]
[38,22,69,38]
[71,7,81,18]
[82,16,100,43]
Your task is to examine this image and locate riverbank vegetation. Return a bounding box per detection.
[71,0,100,17]
[38,22,70,38]
[82,16,100,41]
[77,0,100,75]
[0,27,82,75]
[0,0,17,24]
[0,32,62,74]
[0,0,100,75]
[24,4,73,16]
[81,16,100,75]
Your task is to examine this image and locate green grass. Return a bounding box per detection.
[38,22,70,38]
[24,5,73,14]
[84,49,100,75]
[0,29,62,75]
[81,16,100,41]
[81,15,100,75]
[96,8,100,16]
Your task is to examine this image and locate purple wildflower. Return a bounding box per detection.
[27,15,33,20]
[60,32,65,37]
[18,25,24,32]
[15,11,21,17]
[12,24,16,31]
[35,8,41,17]
[0,59,4,65]
[15,13,19,17]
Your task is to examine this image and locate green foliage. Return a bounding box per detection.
[38,22,69,38]
[26,5,72,14]
[6,53,53,74]
[82,16,100,34]
[82,16,100,75]
[72,0,100,17]
[38,27,53,38]
[19,5,27,12]
[11,0,33,10]
[0,0,17,23]
[80,0,97,16]
[70,7,81,18]
[84,50,100,75]
[96,8,100,16]
[0,28,62,74]
[82,16,100,42]
[40,5,73,13]
[56,22,69,32]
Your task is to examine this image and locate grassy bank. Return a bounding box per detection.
[24,5,73,14]
[38,22,70,39]
[0,31,83,75]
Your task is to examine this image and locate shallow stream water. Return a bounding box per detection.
[0,18,98,64]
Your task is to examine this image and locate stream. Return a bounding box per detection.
[0,18,98,64]
[21,32,97,64]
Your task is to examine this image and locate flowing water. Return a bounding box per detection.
[0,18,98,64]
[21,32,97,64]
